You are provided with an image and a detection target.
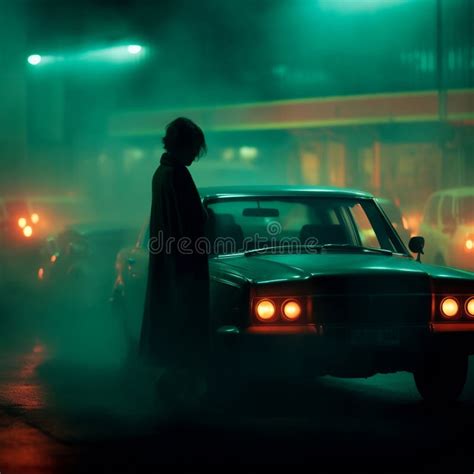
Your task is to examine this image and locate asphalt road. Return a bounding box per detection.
[1,285,474,473]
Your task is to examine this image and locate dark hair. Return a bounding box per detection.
[162,117,207,159]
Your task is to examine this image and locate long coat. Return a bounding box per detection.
[139,153,210,368]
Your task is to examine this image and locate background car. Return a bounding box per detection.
[419,187,474,271]
[0,194,93,288]
[112,186,474,403]
[37,223,138,313]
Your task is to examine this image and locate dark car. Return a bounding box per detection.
[0,194,92,288]
[37,223,138,310]
[111,186,474,402]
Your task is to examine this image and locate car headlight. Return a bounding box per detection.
[440,297,459,319]
[282,300,301,321]
[255,299,276,322]
[465,297,474,318]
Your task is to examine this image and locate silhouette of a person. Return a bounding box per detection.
[140,118,209,399]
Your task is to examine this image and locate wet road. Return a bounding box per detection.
[1,286,474,472]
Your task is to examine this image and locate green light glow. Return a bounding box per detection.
[27,54,42,65]
[127,45,142,55]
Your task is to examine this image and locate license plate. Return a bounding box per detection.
[350,328,400,346]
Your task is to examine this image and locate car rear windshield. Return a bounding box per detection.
[206,196,406,255]
[459,196,474,224]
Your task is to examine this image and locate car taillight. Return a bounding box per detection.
[18,217,27,228]
[23,226,33,238]
[31,213,40,224]
[282,300,301,321]
[465,239,473,251]
[253,296,308,324]
[440,297,459,319]
[466,298,474,318]
[256,299,276,322]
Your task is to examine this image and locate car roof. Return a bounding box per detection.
[429,187,474,198]
[61,222,137,237]
[199,185,373,200]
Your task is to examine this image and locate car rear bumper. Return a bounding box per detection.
[214,323,474,378]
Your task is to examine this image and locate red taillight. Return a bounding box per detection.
[254,296,307,323]
[31,213,39,224]
[282,300,302,321]
[18,217,27,228]
[440,297,459,319]
[465,298,474,318]
[256,300,276,322]
[23,226,33,238]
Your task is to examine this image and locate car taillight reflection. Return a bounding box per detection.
[256,300,276,321]
[440,297,459,319]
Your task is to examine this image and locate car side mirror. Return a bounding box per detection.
[409,236,425,262]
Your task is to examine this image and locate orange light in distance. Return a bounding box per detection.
[50,255,57,263]
[31,213,40,224]
[38,267,44,280]
[256,299,276,322]
[440,297,459,319]
[18,217,27,228]
[466,298,474,318]
[466,239,473,251]
[23,226,33,238]
[282,300,302,321]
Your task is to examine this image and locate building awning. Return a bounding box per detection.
[109,88,474,137]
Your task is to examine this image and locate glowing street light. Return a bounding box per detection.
[127,44,142,55]
[27,54,42,65]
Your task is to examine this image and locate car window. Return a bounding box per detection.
[206,197,402,254]
[440,195,454,226]
[424,195,440,226]
[349,203,382,248]
[458,196,474,225]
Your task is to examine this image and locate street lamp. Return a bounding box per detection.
[127,44,142,55]
[27,54,42,65]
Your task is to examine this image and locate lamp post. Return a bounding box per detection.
[436,0,446,122]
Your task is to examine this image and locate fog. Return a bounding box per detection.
[0,0,473,411]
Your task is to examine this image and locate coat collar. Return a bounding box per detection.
[160,152,185,167]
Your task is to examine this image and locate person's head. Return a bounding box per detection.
[162,117,207,166]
